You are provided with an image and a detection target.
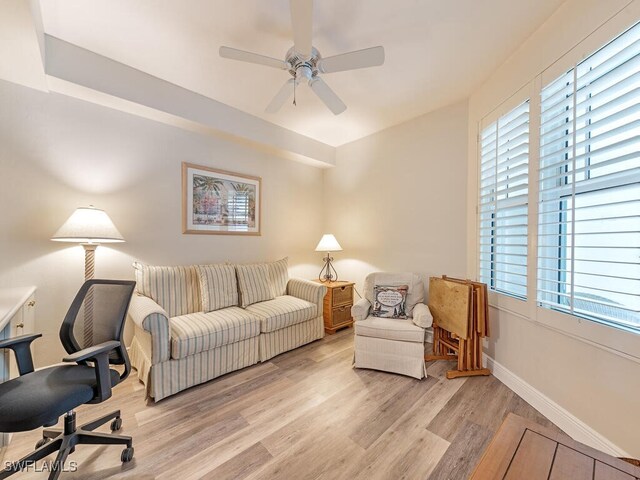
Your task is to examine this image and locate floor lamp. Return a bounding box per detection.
[51,206,125,346]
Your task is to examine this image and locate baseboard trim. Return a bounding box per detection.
[484,354,631,458]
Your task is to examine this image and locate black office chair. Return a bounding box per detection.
[0,279,136,480]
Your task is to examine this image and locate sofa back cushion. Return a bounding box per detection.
[236,263,274,308]
[133,262,202,317]
[267,257,289,297]
[198,264,238,312]
[364,272,425,317]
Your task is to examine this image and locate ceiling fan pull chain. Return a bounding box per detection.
[293,78,297,106]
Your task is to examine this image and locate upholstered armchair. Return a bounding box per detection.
[352,272,433,379]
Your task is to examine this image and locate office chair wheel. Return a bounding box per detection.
[110,417,122,432]
[121,446,134,463]
[35,437,50,449]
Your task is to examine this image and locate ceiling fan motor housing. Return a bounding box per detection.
[287,46,320,84]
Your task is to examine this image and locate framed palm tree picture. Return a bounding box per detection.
[182,162,261,235]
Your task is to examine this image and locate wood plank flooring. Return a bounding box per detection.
[1,329,562,479]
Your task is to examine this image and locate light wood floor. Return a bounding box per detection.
[1,329,562,480]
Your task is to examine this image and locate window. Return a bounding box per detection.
[538,23,640,332]
[479,101,530,298]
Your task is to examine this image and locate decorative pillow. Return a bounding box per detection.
[133,262,202,318]
[372,285,409,319]
[267,257,289,297]
[364,272,425,316]
[198,264,238,312]
[236,263,274,308]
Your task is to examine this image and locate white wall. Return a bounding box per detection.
[0,78,324,367]
[324,100,469,294]
[467,0,640,457]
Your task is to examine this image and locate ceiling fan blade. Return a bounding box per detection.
[318,46,385,74]
[290,0,313,57]
[309,77,346,115]
[219,46,289,70]
[265,79,295,113]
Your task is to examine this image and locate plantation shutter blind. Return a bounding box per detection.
[479,100,530,298]
[537,22,640,331]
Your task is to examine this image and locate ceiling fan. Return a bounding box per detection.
[219,0,385,115]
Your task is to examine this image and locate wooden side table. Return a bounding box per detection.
[470,413,640,479]
[315,280,354,334]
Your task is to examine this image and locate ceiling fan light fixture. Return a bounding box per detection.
[295,64,313,84]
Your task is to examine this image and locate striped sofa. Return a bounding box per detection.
[128,259,326,401]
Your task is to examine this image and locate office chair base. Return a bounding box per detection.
[0,410,133,480]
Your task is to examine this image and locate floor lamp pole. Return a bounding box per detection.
[82,243,97,347]
[83,244,97,281]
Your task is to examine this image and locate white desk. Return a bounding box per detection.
[0,287,36,332]
[0,286,36,447]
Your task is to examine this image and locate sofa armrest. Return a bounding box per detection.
[412,303,433,328]
[128,294,171,363]
[351,298,371,322]
[287,278,327,316]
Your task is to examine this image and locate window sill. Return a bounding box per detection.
[488,292,640,365]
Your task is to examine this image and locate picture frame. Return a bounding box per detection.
[182,162,261,235]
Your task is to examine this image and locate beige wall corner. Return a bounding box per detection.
[324,100,469,294]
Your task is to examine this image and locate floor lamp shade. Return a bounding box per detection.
[51,206,125,244]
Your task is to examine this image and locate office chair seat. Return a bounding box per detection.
[0,364,120,432]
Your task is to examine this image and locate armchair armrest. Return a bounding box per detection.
[63,340,120,401]
[351,298,371,322]
[0,333,42,376]
[412,303,433,328]
[287,279,327,316]
[128,294,171,363]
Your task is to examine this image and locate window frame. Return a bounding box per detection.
[537,22,640,336]
[478,98,531,301]
[473,13,640,361]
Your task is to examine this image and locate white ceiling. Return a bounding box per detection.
[40,0,566,147]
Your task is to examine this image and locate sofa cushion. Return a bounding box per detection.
[245,295,317,333]
[133,262,202,318]
[236,263,274,307]
[266,257,289,297]
[170,307,261,359]
[198,264,238,312]
[355,316,425,343]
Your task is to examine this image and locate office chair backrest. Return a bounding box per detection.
[60,280,136,380]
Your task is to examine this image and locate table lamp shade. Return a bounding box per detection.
[315,234,342,252]
[51,206,124,243]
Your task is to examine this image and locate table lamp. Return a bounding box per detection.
[51,206,125,346]
[315,234,342,283]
